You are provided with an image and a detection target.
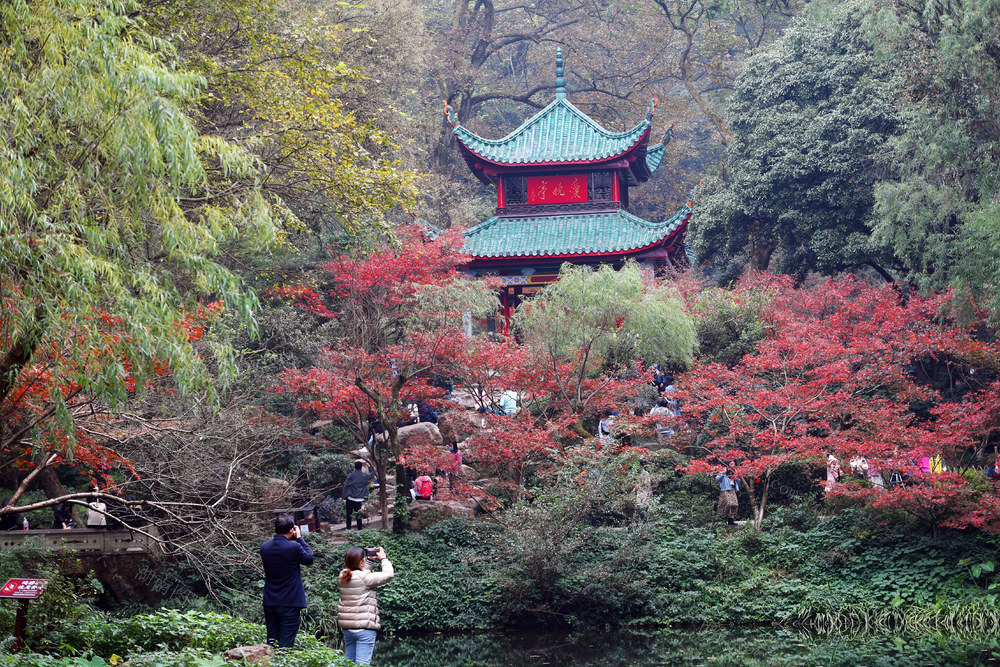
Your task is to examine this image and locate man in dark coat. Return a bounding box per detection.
[342,460,376,531]
[260,513,314,648]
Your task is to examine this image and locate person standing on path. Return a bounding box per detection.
[260,513,314,648]
[343,460,376,531]
[714,469,740,526]
[338,546,395,665]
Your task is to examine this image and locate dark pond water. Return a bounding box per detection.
[373,627,999,666]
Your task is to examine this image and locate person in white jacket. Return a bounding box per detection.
[337,546,394,665]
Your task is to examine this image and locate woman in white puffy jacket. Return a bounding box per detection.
[337,546,394,665]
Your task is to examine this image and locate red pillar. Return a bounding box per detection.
[499,289,513,336]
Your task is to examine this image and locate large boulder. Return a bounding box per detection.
[224,645,272,664]
[398,422,442,449]
[460,464,481,481]
[438,411,483,443]
[407,498,474,530]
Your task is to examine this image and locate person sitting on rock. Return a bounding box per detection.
[413,474,435,500]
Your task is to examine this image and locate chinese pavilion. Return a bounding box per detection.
[449,48,694,328]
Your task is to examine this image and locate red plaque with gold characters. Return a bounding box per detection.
[526,174,588,205]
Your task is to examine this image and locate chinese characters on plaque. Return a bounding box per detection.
[0,579,48,599]
[526,174,588,205]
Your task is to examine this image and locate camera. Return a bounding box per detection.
[364,547,380,559]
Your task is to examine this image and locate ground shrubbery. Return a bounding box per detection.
[1,497,997,663]
[287,504,1000,634]
[0,608,348,666]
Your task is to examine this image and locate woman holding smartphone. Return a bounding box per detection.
[337,546,394,665]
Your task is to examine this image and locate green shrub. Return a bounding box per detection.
[111,610,263,655]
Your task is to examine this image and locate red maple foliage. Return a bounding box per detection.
[463,413,577,501]
[275,225,498,530]
[0,292,223,511]
[680,275,1000,533]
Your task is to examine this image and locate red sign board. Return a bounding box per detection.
[0,579,48,599]
[526,174,588,205]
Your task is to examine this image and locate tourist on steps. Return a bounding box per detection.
[342,461,376,531]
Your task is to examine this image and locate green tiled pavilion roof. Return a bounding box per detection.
[645,141,666,174]
[463,208,690,259]
[454,98,650,165]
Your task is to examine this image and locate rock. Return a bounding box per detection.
[398,422,442,449]
[470,477,496,490]
[438,411,483,443]
[224,645,272,664]
[460,464,480,481]
[448,389,481,410]
[407,498,475,530]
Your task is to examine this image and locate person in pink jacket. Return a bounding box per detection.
[338,546,394,665]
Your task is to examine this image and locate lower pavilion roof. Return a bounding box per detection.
[462,208,689,260]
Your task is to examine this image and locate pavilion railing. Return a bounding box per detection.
[0,528,161,554]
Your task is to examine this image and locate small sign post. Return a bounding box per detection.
[0,578,48,653]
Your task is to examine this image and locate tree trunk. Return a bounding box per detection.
[744,477,759,527]
[749,229,778,271]
[755,475,771,530]
[571,418,592,439]
[373,451,388,530]
[393,462,408,535]
[742,475,769,530]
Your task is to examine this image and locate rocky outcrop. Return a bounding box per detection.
[448,389,481,410]
[438,410,483,443]
[460,464,481,481]
[398,421,442,448]
[262,478,291,506]
[407,498,475,530]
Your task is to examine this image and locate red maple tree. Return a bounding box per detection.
[0,291,223,518]
[680,275,1000,533]
[275,225,498,531]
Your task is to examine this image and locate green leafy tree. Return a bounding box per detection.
[145,0,420,242]
[1,0,282,494]
[516,262,696,372]
[514,262,696,433]
[690,0,901,278]
[865,0,1000,317]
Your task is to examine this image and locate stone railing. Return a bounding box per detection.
[0,527,160,555]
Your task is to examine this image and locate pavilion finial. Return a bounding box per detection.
[443,100,459,127]
[687,179,703,207]
[646,96,658,121]
[664,122,675,146]
[555,47,567,100]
